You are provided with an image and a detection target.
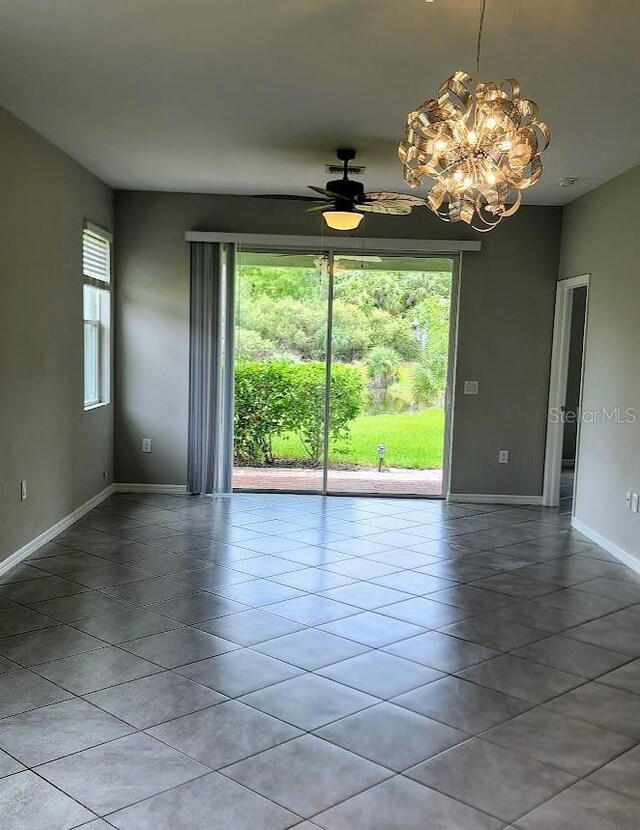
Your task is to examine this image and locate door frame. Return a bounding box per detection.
[441,254,462,499]
[221,239,466,499]
[542,274,590,508]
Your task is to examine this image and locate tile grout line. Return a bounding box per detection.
[1,491,638,827]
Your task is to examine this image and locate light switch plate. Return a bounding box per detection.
[498,450,509,464]
[632,493,639,513]
[464,380,479,395]
[142,438,152,453]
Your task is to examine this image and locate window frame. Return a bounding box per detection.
[82,222,113,411]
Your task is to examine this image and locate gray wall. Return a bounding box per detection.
[560,166,640,560]
[0,107,113,565]
[114,191,561,498]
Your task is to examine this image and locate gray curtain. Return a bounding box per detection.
[187,241,236,495]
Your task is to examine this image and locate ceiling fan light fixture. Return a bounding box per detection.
[322,210,364,231]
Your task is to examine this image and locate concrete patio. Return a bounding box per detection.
[233,467,444,496]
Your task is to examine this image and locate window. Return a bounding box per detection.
[83,224,112,409]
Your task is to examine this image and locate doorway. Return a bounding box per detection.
[231,248,457,497]
[543,275,590,508]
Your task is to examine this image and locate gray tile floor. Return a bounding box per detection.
[1,489,640,828]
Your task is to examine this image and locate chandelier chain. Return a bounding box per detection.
[476,0,487,80]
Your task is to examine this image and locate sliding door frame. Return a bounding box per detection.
[196,232,479,499]
[440,253,461,499]
[233,245,460,499]
[322,251,336,495]
[219,244,237,493]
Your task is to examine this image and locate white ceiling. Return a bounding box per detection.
[1,0,639,204]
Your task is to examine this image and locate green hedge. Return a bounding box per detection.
[234,359,364,465]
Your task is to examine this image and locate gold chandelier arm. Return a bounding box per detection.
[498,190,523,217]
[532,119,551,152]
[500,78,521,100]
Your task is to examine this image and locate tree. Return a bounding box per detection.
[328,301,371,362]
[334,267,452,315]
[235,328,277,360]
[367,308,420,361]
[239,296,326,360]
[412,295,451,406]
[365,346,401,410]
[238,265,320,301]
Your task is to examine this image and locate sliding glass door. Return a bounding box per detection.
[231,247,456,497]
[326,254,455,497]
[232,250,329,493]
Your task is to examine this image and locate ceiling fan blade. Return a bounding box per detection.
[363,192,426,206]
[356,201,414,215]
[252,194,325,202]
[307,185,352,201]
[335,255,383,262]
[306,204,331,213]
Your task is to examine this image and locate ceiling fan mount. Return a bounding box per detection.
[253,148,426,230]
[323,149,365,210]
[336,147,357,164]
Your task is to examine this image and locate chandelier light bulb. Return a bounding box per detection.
[467,130,477,143]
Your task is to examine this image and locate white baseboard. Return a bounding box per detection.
[571,517,640,575]
[0,484,116,579]
[114,483,187,494]
[448,493,543,506]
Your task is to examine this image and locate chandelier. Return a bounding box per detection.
[398,0,550,231]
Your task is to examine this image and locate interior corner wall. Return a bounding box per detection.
[0,106,113,565]
[114,191,561,498]
[559,165,640,562]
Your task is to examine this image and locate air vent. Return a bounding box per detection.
[326,164,365,176]
[558,177,578,187]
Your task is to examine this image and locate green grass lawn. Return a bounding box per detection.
[272,408,445,470]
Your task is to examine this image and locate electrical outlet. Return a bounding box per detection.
[498,449,509,464]
[464,380,479,395]
[20,480,27,501]
[632,493,639,514]
[142,438,152,453]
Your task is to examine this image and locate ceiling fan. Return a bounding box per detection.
[255,149,425,231]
